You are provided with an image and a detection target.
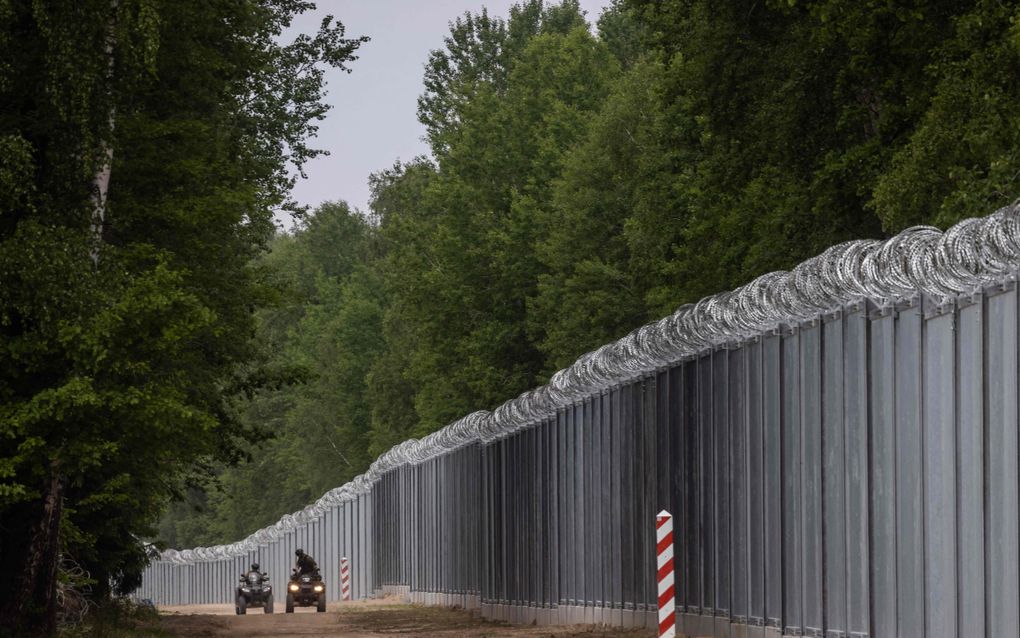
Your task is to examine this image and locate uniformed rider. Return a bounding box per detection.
[237,562,267,599]
[245,563,264,583]
[293,549,320,579]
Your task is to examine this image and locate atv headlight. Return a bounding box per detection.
[289,584,299,592]
[313,585,324,592]
[241,586,250,592]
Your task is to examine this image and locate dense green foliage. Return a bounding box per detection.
[161,0,1020,547]
[159,202,386,546]
[0,0,364,632]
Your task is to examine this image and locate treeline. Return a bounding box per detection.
[162,0,1020,547]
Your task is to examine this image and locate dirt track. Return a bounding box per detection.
[158,597,655,637]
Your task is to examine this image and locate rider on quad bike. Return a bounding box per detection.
[235,562,273,614]
[294,549,320,579]
[286,549,326,613]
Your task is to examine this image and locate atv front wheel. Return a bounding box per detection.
[236,595,247,615]
[264,593,273,613]
[285,593,294,613]
[316,592,326,612]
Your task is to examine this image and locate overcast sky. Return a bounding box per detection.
[280,0,609,227]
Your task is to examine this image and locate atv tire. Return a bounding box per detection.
[316,592,326,612]
[236,595,247,615]
[285,593,294,613]
[264,593,273,613]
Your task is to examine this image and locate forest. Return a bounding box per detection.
[2,0,1019,634]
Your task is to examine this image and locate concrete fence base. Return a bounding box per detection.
[381,584,411,601]
[405,590,481,610]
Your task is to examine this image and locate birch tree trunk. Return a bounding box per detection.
[90,143,114,264]
[90,0,118,265]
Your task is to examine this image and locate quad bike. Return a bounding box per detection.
[235,570,273,614]
[285,569,326,613]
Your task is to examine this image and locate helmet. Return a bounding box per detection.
[295,549,304,557]
[251,563,260,571]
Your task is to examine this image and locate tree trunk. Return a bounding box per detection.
[90,143,114,264]
[0,459,64,635]
[90,0,118,265]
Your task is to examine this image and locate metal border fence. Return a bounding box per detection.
[137,205,1020,637]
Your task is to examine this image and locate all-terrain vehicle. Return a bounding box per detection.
[235,569,273,614]
[286,568,326,613]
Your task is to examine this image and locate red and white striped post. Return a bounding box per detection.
[340,557,351,601]
[656,510,676,638]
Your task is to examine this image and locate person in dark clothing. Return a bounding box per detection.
[293,549,320,580]
[244,563,264,584]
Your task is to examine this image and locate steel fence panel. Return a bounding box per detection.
[864,308,897,632]
[556,408,567,606]
[781,329,803,635]
[822,312,847,637]
[698,354,713,616]
[591,392,604,608]
[643,374,658,614]
[547,415,559,607]
[729,346,748,626]
[712,350,729,622]
[987,282,1020,637]
[679,360,696,615]
[622,380,636,611]
[844,302,869,636]
[895,298,925,637]
[762,333,783,631]
[596,391,609,611]
[957,295,985,636]
[581,397,592,607]
[922,303,957,638]
[565,404,577,605]
[745,339,765,635]
[610,385,623,616]
[801,322,823,637]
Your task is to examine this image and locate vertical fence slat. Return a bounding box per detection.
[729,346,748,627]
[957,298,985,637]
[845,303,870,636]
[922,303,957,638]
[823,312,848,637]
[763,334,783,632]
[746,338,766,637]
[869,306,896,638]
[801,322,823,637]
[896,298,925,637]
[781,329,803,635]
[987,283,1020,637]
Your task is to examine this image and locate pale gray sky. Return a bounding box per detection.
[281,0,609,226]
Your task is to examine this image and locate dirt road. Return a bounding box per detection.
[158,598,654,638]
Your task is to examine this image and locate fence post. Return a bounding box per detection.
[657,510,676,638]
[341,557,351,601]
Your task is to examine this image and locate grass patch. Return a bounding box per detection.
[59,599,176,638]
